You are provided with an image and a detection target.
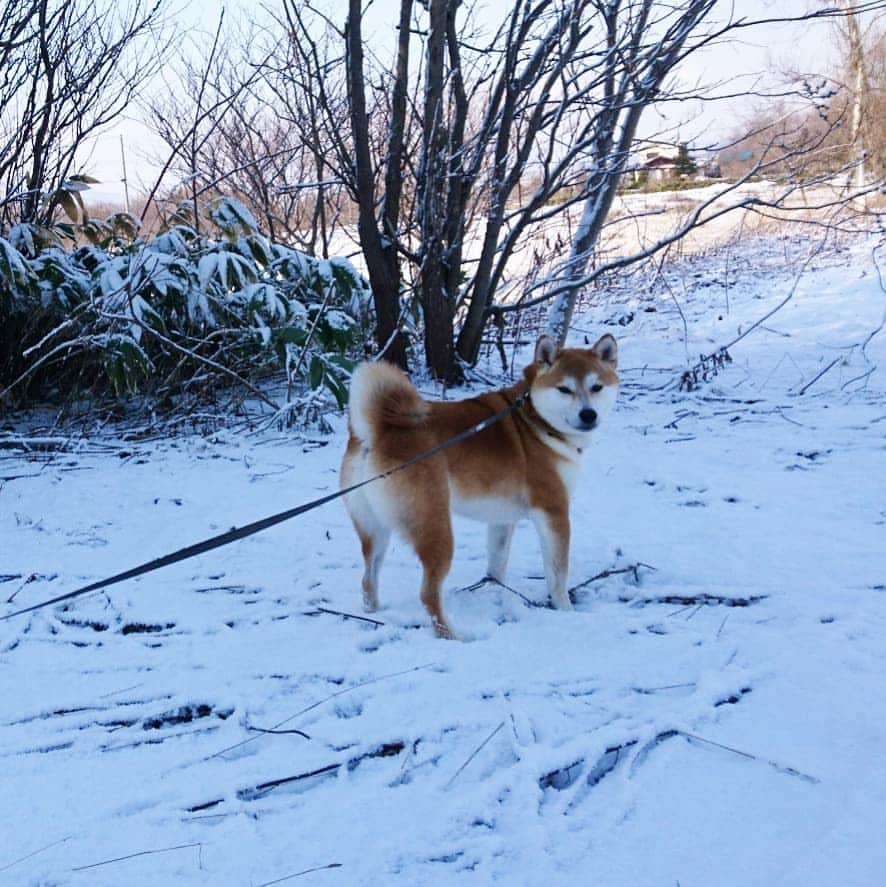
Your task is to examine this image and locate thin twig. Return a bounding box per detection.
[204,663,435,762]
[776,409,805,427]
[99,682,145,699]
[71,842,202,872]
[257,863,343,886]
[246,724,311,739]
[841,366,875,391]
[686,603,704,620]
[633,682,696,694]
[6,572,40,605]
[796,355,843,395]
[445,721,506,789]
[681,731,820,783]
[453,575,545,608]
[0,837,71,874]
[307,606,386,627]
[288,287,335,391]
[568,562,656,596]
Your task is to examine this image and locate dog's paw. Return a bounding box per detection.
[550,593,573,611]
[432,618,460,641]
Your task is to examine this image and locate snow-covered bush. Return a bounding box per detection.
[0,197,369,414]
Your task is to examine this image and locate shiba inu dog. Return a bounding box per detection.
[340,334,618,638]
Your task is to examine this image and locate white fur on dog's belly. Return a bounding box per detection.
[449,487,527,523]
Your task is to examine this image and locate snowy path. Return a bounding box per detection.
[1,233,884,886]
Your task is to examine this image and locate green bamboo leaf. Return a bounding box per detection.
[308,355,324,389]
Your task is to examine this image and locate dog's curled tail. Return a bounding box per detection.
[348,360,428,443]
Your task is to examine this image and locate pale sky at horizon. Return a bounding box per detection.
[81,0,868,205]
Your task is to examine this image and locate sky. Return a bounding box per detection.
[80,0,858,206]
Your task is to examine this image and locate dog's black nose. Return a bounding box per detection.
[579,407,597,427]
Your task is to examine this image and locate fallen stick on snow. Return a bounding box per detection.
[202,663,436,764]
[256,863,343,887]
[795,355,843,396]
[246,723,311,740]
[635,592,765,609]
[569,562,657,596]
[0,837,72,876]
[445,721,506,789]
[540,725,820,795]
[304,605,386,627]
[70,842,202,873]
[453,576,544,608]
[452,565,655,609]
[681,731,820,784]
[188,742,406,812]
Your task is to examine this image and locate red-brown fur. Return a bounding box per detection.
[340,334,618,638]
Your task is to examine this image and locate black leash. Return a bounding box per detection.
[2,390,530,623]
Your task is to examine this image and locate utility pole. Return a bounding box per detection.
[120,134,131,215]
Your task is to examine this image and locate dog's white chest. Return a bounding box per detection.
[537,431,587,494]
[556,454,583,493]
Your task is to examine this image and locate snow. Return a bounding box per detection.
[2,230,885,886]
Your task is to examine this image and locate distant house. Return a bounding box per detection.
[630,143,716,187]
[644,152,680,182]
[631,146,681,185]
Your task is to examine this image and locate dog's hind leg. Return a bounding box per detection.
[405,511,456,639]
[342,439,390,611]
[417,537,455,639]
[357,524,390,612]
[486,523,515,583]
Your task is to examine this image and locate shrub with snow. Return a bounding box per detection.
[0,197,368,414]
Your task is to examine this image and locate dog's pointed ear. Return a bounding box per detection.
[535,335,558,368]
[592,334,617,368]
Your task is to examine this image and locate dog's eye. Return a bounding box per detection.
[591,384,603,393]
[557,385,573,395]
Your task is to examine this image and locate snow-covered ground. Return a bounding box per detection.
[1,230,884,886]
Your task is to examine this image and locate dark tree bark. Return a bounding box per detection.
[345,0,409,369]
[416,0,460,382]
[149,0,886,381]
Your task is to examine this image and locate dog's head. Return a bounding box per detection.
[526,334,618,436]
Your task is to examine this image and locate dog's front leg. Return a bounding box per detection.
[486,523,515,583]
[531,508,571,610]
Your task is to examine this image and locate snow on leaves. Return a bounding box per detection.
[0,196,367,409]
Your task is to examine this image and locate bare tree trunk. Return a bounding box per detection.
[417,0,459,382]
[148,0,881,378]
[456,1,587,365]
[381,0,412,261]
[346,0,409,368]
[545,0,715,345]
[842,0,869,191]
[544,103,645,344]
